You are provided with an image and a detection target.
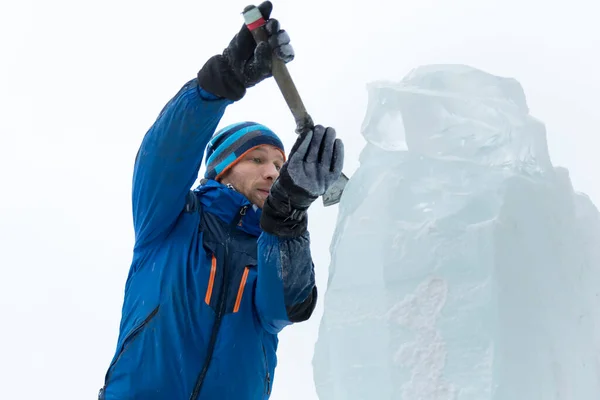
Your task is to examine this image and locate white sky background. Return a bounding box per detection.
[1,0,599,399]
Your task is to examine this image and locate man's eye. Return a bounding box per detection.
[252,157,262,164]
[275,164,282,171]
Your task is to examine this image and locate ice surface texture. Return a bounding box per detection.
[312,64,600,400]
[361,64,552,173]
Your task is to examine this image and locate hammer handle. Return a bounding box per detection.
[243,6,314,135]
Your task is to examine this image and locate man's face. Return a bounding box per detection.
[219,145,285,208]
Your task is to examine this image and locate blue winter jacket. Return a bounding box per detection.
[99,78,317,400]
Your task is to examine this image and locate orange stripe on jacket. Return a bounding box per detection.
[233,267,250,313]
[205,255,217,305]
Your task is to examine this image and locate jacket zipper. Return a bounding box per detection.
[103,305,160,386]
[262,342,271,396]
[190,206,247,400]
[189,248,228,400]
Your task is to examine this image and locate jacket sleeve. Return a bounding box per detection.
[132,78,232,250]
[255,231,318,334]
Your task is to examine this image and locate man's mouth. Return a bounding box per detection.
[258,188,270,196]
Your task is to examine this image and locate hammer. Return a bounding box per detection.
[242,5,348,207]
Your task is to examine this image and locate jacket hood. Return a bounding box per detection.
[193,179,263,237]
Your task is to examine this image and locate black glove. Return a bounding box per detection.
[261,125,345,237]
[198,1,294,101]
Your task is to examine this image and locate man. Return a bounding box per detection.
[98,2,344,399]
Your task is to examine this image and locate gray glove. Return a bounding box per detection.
[260,125,344,237]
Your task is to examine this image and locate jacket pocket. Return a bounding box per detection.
[233,266,249,313]
[103,305,160,385]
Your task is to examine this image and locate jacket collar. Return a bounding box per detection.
[193,179,263,237]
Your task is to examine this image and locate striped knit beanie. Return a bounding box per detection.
[204,121,286,181]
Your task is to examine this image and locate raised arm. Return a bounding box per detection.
[255,125,344,333]
[132,81,230,249]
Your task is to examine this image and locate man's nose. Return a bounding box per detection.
[262,163,280,180]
